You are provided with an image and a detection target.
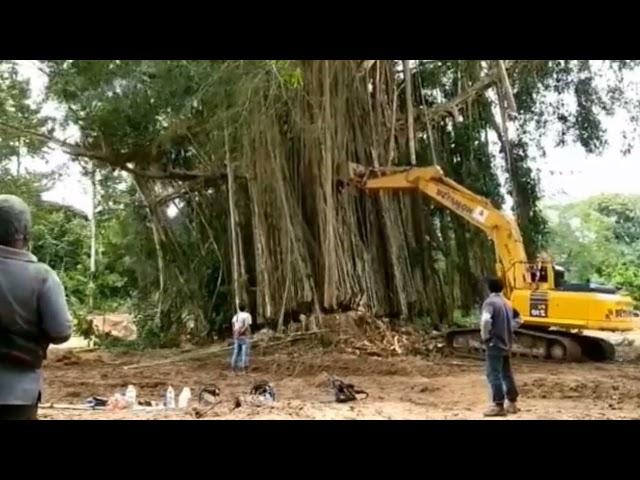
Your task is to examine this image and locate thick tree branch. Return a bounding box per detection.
[151,173,233,207]
[0,120,228,182]
[421,60,547,125]
[420,61,518,123]
[0,120,107,160]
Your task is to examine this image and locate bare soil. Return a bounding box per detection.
[40,329,640,420]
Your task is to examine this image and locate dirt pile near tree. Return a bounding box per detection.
[275,311,444,360]
[89,313,137,340]
[318,311,444,359]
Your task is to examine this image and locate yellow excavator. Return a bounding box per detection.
[348,163,636,362]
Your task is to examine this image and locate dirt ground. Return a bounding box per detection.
[39,329,640,420]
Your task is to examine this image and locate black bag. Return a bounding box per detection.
[0,329,45,369]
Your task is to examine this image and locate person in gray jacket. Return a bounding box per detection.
[480,276,522,417]
[0,195,72,420]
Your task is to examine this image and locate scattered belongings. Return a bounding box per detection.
[137,399,163,407]
[250,380,277,402]
[233,380,277,409]
[42,383,192,414]
[165,386,176,408]
[85,396,108,409]
[125,385,137,407]
[178,387,192,408]
[191,384,222,419]
[329,375,369,403]
[198,385,221,406]
[107,393,129,411]
[40,403,98,411]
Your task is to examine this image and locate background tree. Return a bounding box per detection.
[546,194,640,304]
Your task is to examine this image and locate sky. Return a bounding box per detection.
[12,61,640,215]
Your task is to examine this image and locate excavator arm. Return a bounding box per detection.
[349,163,529,295]
[348,163,635,362]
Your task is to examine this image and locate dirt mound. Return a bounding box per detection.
[519,373,640,412]
[51,351,83,366]
[317,311,443,359]
[89,313,137,340]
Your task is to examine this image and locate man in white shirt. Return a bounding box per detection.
[230,304,252,374]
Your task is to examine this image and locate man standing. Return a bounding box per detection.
[230,304,252,374]
[0,195,73,420]
[480,276,522,417]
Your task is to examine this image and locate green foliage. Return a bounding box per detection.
[0,168,141,332]
[0,61,50,164]
[514,60,640,156]
[452,310,476,328]
[270,61,303,88]
[42,60,282,168]
[546,194,640,303]
[508,139,548,256]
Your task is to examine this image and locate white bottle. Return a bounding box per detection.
[178,387,192,408]
[125,385,137,408]
[165,386,176,409]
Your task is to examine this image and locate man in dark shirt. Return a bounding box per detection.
[0,195,72,420]
[480,276,522,417]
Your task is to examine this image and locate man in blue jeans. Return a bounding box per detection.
[230,304,252,374]
[480,276,522,417]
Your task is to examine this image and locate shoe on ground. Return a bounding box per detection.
[483,404,507,417]
[505,402,519,414]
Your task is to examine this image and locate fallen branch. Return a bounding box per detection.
[40,403,100,411]
[123,330,329,370]
[73,346,101,353]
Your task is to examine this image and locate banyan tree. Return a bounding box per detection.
[1,60,637,342]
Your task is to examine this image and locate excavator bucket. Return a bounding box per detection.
[342,162,415,190]
[346,162,368,187]
[335,162,368,192]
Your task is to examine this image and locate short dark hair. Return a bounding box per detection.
[0,195,32,248]
[238,304,247,312]
[486,276,504,294]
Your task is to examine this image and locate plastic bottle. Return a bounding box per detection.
[125,385,137,408]
[178,387,192,408]
[165,386,175,408]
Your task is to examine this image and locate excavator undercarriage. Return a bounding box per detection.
[445,327,615,362]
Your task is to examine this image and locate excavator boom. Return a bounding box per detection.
[349,163,528,296]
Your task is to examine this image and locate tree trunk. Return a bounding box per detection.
[88,166,97,311]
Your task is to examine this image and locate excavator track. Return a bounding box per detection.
[444,327,615,362]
